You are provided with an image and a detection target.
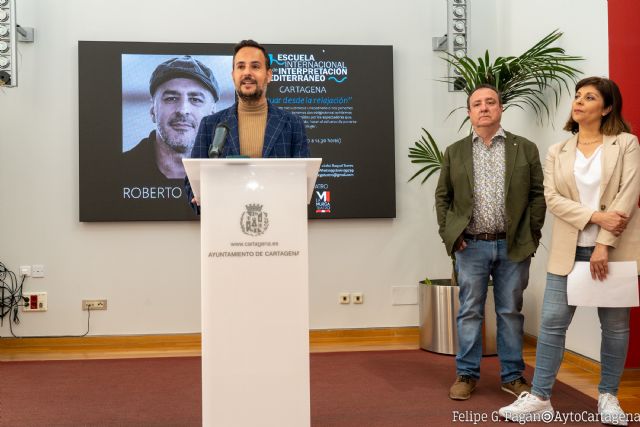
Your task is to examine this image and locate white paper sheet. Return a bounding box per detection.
[567,261,639,307]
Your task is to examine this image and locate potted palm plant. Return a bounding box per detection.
[410,29,583,181]
[413,29,583,355]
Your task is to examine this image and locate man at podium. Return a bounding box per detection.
[185,39,310,210]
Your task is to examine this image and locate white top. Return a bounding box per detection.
[574,145,603,246]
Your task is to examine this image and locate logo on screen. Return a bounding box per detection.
[315,191,331,213]
[241,204,270,236]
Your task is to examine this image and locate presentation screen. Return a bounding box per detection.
[79,41,395,221]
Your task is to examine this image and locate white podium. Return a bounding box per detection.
[183,158,322,427]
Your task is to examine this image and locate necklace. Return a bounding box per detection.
[578,137,602,145]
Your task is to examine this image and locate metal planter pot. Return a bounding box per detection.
[419,279,497,356]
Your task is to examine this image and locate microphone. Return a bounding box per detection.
[208,123,229,158]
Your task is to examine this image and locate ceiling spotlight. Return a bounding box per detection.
[453,77,467,91]
[433,0,469,91]
[453,6,465,18]
[0,0,34,87]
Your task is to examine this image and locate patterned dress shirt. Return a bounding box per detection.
[466,128,506,234]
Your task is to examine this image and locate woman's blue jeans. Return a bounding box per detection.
[531,246,631,399]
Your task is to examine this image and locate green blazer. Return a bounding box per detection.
[435,131,546,262]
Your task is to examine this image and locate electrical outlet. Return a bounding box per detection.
[339,293,350,304]
[19,265,31,277]
[32,264,45,278]
[351,292,364,304]
[82,299,107,310]
[22,292,47,312]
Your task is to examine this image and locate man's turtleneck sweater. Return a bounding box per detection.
[238,100,268,158]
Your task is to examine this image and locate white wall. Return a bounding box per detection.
[486,0,609,361]
[0,0,607,360]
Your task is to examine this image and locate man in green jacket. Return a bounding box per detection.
[435,84,546,401]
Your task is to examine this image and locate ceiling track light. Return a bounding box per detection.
[0,0,34,88]
[432,0,468,92]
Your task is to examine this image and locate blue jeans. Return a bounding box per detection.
[454,238,531,382]
[531,246,631,399]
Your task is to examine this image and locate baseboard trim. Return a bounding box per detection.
[0,333,202,361]
[310,326,419,342]
[0,328,601,372]
[0,333,201,348]
[0,328,420,360]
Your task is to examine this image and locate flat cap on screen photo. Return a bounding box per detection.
[149,55,220,102]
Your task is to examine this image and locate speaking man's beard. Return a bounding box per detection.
[237,77,266,102]
[237,87,264,102]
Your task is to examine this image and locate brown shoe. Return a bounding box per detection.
[501,376,531,397]
[449,375,477,400]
